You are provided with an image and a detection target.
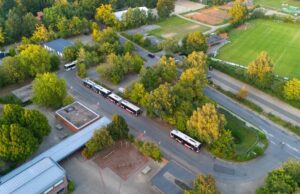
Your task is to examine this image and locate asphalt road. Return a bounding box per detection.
[59,34,300,193]
[209,71,300,126]
[61,70,300,194]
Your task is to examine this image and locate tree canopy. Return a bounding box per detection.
[187,103,225,144]
[184,174,220,194]
[283,79,300,100]
[156,0,175,18]
[32,73,67,108]
[182,32,207,55]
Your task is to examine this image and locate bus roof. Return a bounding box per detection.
[108,93,122,102]
[83,79,95,86]
[64,60,77,67]
[171,129,201,147]
[120,100,140,112]
[94,84,111,94]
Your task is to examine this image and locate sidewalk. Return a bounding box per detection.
[209,70,300,127]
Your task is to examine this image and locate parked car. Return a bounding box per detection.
[147,53,155,58]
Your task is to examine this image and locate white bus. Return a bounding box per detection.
[170,129,201,152]
[120,100,142,116]
[93,85,111,97]
[82,79,96,89]
[108,93,123,104]
[64,60,77,71]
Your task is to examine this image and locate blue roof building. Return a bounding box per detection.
[0,115,111,194]
[43,38,73,57]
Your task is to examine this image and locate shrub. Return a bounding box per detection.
[135,140,162,161]
[63,95,75,106]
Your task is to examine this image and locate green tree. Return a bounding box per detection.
[283,79,300,100]
[92,26,119,44]
[22,12,38,37]
[121,7,148,29]
[184,174,220,194]
[136,141,162,161]
[159,37,179,55]
[50,54,60,71]
[63,46,79,62]
[1,56,26,83]
[229,0,247,25]
[77,63,87,78]
[32,73,67,108]
[17,44,51,77]
[146,83,175,119]
[257,168,297,194]
[210,129,235,159]
[282,160,300,186]
[0,124,38,163]
[2,104,24,124]
[124,40,135,53]
[187,103,225,144]
[20,109,51,143]
[83,128,114,158]
[182,32,207,55]
[156,0,175,18]
[125,82,149,106]
[106,114,129,140]
[140,67,159,91]
[63,95,75,106]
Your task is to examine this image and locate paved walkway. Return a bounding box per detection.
[209,70,300,127]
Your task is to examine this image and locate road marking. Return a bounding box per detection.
[286,143,300,153]
[270,140,276,145]
[268,133,274,138]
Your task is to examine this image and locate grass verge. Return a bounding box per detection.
[211,84,300,137]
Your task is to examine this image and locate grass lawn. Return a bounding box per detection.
[148,16,210,40]
[254,0,300,9]
[218,19,300,79]
[219,108,259,154]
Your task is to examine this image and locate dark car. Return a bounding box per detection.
[147,53,155,58]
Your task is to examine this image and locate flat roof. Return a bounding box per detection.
[43,38,73,54]
[0,157,65,194]
[11,84,32,103]
[0,116,111,185]
[56,101,100,130]
[151,161,195,194]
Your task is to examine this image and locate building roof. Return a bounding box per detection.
[0,116,111,185]
[207,34,224,45]
[114,7,149,20]
[0,157,65,194]
[43,38,73,54]
[56,101,100,130]
[11,84,32,104]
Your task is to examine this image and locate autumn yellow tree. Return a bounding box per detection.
[182,32,207,54]
[247,51,273,87]
[184,174,220,194]
[95,4,118,27]
[184,51,207,73]
[236,86,248,100]
[0,27,4,47]
[283,79,300,100]
[31,24,51,43]
[229,0,247,25]
[187,103,225,144]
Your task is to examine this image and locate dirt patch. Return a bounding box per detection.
[94,140,148,180]
[186,7,230,26]
[162,32,177,38]
[187,25,200,30]
[236,23,250,31]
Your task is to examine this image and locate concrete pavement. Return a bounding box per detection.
[61,70,300,194]
[209,70,300,127]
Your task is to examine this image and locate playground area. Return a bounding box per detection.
[94,140,148,180]
[185,5,230,25]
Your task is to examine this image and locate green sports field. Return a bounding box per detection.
[148,16,210,40]
[218,19,300,79]
[254,0,300,10]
